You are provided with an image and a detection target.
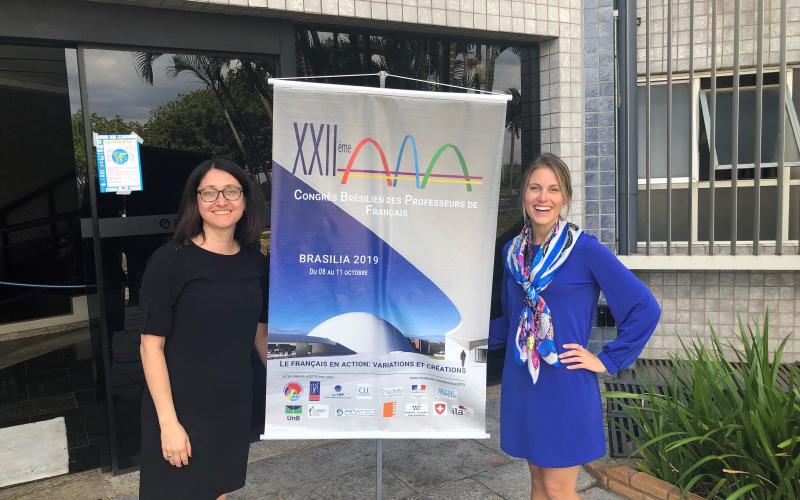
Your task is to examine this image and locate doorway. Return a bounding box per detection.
[77,47,278,472]
[0,44,102,480]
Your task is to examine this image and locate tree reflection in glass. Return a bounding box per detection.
[133,53,277,187]
[72,50,278,200]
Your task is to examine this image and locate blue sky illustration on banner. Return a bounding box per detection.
[268,163,461,339]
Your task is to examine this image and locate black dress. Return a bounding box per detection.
[138,241,267,499]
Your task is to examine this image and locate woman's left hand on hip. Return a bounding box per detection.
[559,344,607,373]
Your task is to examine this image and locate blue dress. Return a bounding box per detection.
[489,233,660,468]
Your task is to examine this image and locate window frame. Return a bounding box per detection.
[698,84,800,173]
[634,68,800,247]
[636,78,693,184]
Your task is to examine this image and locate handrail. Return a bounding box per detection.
[0,274,87,308]
[0,210,79,237]
[0,173,76,215]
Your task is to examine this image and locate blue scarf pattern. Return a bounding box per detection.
[506,218,582,384]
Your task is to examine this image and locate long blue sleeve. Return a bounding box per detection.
[489,265,511,350]
[587,240,660,375]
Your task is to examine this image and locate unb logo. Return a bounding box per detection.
[285,405,302,421]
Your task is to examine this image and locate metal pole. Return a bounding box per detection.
[776,0,787,254]
[77,46,120,473]
[709,0,717,255]
[613,8,621,251]
[376,439,383,500]
[616,0,637,254]
[666,0,673,255]
[688,0,694,255]
[754,0,764,255]
[645,0,651,255]
[376,69,385,500]
[731,0,741,254]
[626,0,638,252]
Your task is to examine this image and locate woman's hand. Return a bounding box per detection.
[160,421,192,467]
[559,343,607,373]
[255,323,268,368]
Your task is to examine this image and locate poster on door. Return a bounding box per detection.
[263,80,508,439]
[93,132,143,193]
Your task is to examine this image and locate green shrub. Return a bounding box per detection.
[604,312,800,499]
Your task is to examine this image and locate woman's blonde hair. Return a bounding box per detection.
[519,152,573,219]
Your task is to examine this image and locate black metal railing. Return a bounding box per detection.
[626,0,799,256]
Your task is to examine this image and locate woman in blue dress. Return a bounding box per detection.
[489,153,660,499]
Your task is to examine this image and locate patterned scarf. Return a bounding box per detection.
[506,218,582,384]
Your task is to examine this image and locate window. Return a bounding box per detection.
[637,82,692,180]
[699,74,800,180]
[636,82,692,243]
[0,45,85,323]
[635,72,800,248]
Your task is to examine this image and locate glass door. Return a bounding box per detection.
[0,44,106,478]
[78,47,277,471]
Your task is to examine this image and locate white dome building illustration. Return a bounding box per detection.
[307,312,413,354]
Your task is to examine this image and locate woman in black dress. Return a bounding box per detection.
[139,158,268,499]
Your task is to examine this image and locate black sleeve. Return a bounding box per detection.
[140,244,177,337]
[259,252,269,324]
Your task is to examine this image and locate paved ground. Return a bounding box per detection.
[0,385,622,499]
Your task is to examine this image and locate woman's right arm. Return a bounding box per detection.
[139,245,191,467]
[488,265,511,350]
[140,334,191,467]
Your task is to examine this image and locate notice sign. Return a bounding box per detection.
[93,133,143,193]
[263,80,509,440]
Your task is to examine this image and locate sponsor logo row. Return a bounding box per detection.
[284,402,474,420]
[284,381,458,402]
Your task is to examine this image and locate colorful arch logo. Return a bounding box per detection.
[284,381,303,401]
[339,134,481,192]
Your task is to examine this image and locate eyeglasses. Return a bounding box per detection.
[197,187,244,202]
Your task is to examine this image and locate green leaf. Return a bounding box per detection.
[725,483,760,500]
[677,454,722,485]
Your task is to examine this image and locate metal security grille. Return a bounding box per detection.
[618,0,800,256]
[603,379,659,458]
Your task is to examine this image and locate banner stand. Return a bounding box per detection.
[376,73,384,500]
[265,71,508,500]
[376,439,383,500]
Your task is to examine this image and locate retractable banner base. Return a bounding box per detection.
[260,430,490,440]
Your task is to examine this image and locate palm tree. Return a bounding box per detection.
[240,59,274,123]
[505,87,522,195]
[133,53,247,160]
[133,52,163,86]
[133,52,274,182]
[169,55,254,170]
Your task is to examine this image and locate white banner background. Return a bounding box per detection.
[264,80,507,439]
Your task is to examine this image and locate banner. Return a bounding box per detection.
[263,80,508,439]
